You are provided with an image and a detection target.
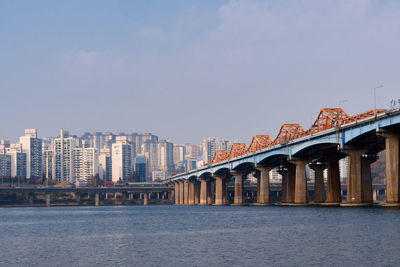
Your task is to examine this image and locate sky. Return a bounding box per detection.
[1,0,400,144]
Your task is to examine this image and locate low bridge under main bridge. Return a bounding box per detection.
[0,185,172,206]
[165,108,400,207]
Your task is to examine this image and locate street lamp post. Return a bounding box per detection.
[374,85,384,117]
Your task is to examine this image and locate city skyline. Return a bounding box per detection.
[1,127,238,184]
[1,0,400,144]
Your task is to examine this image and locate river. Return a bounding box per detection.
[0,205,399,266]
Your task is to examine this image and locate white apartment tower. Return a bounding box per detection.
[19,129,42,178]
[53,129,76,183]
[111,136,132,182]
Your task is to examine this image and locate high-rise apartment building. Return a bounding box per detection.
[53,129,76,183]
[134,155,147,182]
[157,140,174,175]
[0,154,11,178]
[185,144,201,160]
[43,150,53,179]
[72,148,83,182]
[6,144,27,178]
[19,129,42,178]
[111,136,132,182]
[82,148,98,183]
[99,148,112,181]
[202,137,232,163]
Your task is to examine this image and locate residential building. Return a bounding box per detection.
[111,137,132,182]
[134,155,147,182]
[19,129,42,178]
[99,148,112,181]
[202,137,232,163]
[53,129,76,183]
[157,140,174,175]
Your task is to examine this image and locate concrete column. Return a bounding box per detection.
[256,166,272,205]
[199,179,208,205]
[179,181,184,205]
[309,163,326,204]
[188,181,195,205]
[231,171,245,205]
[207,180,214,205]
[291,160,308,204]
[382,133,400,204]
[174,182,179,204]
[45,193,51,207]
[184,181,189,205]
[362,155,377,204]
[282,163,296,203]
[214,176,226,205]
[28,193,34,204]
[277,168,287,203]
[95,192,99,206]
[256,175,260,203]
[222,178,228,204]
[143,193,148,205]
[327,157,341,204]
[194,181,200,204]
[76,193,81,203]
[346,149,367,204]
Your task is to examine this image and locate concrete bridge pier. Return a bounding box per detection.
[27,192,34,205]
[362,154,378,204]
[170,185,175,203]
[381,132,400,205]
[207,179,214,205]
[184,181,190,205]
[326,156,341,205]
[213,175,228,205]
[179,180,185,205]
[280,163,296,205]
[256,166,272,205]
[76,193,81,203]
[231,171,245,205]
[199,179,210,205]
[344,149,371,206]
[277,168,287,203]
[309,163,326,204]
[143,193,149,205]
[291,160,309,205]
[173,182,179,205]
[188,181,195,205]
[95,192,100,206]
[194,181,200,204]
[45,193,51,207]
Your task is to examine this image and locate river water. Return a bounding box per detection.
[0,205,399,266]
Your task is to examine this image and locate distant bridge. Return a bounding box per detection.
[165,108,400,207]
[0,185,172,206]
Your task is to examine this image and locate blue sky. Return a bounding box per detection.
[1,0,400,144]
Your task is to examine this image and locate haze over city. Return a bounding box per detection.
[1,0,400,144]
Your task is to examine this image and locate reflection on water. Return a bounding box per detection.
[1,205,400,266]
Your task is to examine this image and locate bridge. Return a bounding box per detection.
[0,184,172,206]
[165,108,400,207]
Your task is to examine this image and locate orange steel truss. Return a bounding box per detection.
[312,108,349,132]
[344,109,385,123]
[271,124,304,145]
[248,135,272,153]
[204,108,387,167]
[211,150,229,164]
[229,143,248,159]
